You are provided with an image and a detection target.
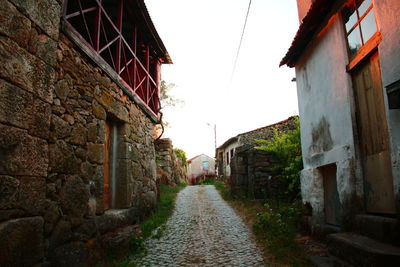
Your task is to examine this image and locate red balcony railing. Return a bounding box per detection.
[62,0,161,115]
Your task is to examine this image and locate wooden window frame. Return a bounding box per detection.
[347,31,381,72]
[343,0,380,71]
[345,1,373,45]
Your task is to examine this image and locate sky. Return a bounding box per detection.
[145,0,300,159]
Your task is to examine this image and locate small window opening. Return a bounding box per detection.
[202,161,209,171]
[387,80,400,110]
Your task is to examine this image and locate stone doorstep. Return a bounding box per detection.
[354,214,400,245]
[309,255,354,267]
[327,232,400,267]
[311,222,342,240]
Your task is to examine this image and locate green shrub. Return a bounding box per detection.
[173,148,187,166]
[255,117,303,196]
[254,200,306,264]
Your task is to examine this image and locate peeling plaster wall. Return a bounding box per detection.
[374,0,400,210]
[220,142,239,177]
[295,14,363,223]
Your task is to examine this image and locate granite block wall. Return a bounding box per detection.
[0,0,159,265]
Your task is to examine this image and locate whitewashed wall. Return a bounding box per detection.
[294,13,363,222]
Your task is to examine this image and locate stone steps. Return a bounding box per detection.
[354,214,400,245]
[327,232,400,267]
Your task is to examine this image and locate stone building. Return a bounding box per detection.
[230,146,283,200]
[227,117,298,199]
[216,116,298,178]
[281,0,400,264]
[0,0,171,265]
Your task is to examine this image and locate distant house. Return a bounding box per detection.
[281,0,400,263]
[187,154,216,184]
[216,116,297,178]
[216,136,239,178]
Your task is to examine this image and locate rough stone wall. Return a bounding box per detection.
[231,146,286,200]
[155,138,187,186]
[0,0,158,265]
[230,117,298,200]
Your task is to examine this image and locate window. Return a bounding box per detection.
[226,152,230,165]
[343,0,377,57]
[202,161,209,171]
[63,0,167,115]
[230,149,234,159]
[387,80,400,110]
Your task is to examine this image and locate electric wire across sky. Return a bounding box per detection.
[229,0,252,89]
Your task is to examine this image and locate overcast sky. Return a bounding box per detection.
[145,0,300,159]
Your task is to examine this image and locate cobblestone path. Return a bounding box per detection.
[133,185,265,267]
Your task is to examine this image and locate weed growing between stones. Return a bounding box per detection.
[129,236,145,255]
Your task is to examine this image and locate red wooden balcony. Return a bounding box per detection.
[62,0,172,116]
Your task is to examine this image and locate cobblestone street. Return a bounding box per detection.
[133,185,265,267]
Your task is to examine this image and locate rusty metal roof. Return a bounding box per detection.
[280,0,339,67]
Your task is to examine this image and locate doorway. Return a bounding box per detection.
[321,164,342,226]
[352,51,396,214]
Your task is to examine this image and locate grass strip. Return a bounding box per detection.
[116,183,186,266]
[140,183,186,239]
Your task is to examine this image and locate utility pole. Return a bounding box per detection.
[214,124,217,152]
[207,122,217,154]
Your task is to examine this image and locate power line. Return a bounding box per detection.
[229,0,252,88]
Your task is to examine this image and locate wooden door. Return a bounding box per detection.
[322,165,342,225]
[103,121,111,210]
[352,52,395,214]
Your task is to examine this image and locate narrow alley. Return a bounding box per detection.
[132,185,265,267]
[2,0,400,266]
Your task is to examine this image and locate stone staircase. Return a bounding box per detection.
[310,214,400,267]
